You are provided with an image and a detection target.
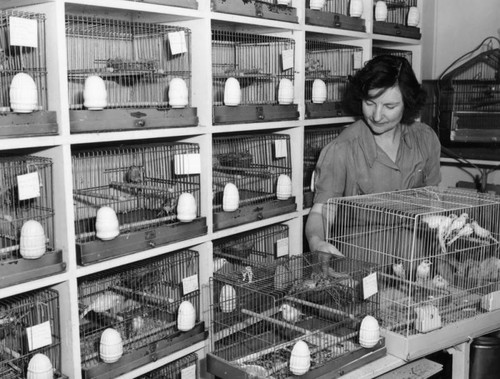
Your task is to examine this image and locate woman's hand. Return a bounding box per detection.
[313,240,344,258]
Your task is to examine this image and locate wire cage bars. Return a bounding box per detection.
[305,39,362,118]
[212,29,298,124]
[208,251,382,378]
[0,288,66,379]
[136,352,198,379]
[66,14,196,132]
[372,47,413,66]
[305,0,366,32]
[325,187,500,358]
[72,141,206,264]
[78,249,204,379]
[211,0,298,23]
[212,133,296,230]
[303,125,346,208]
[373,0,421,39]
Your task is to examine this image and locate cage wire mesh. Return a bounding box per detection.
[136,352,197,378]
[212,29,295,106]
[326,187,500,337]
[0,155,55,262]
[72,142,201,244]
[210,251,378,378]
[375,0,417,25]
[78,249,200,371]
[65,14,191,110]
[0,10,48,112]
[305,40,362,108]
[372,47,413,66]
[0,289,65,379]
[213,133,292,210]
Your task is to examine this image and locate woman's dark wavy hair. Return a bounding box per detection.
[343,54,427,125]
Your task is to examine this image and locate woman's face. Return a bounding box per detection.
[362,85,404,135]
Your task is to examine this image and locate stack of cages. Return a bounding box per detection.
[373,0,421,39]
[0,289,67,378]
[305,0,366,32]
[372,47,413,66]
[0,10,56,138]
[325,187,500,360]
[305,38,363,119]
[211,0,298,23]
[0,154,65,288]
[212,133,296,230]
[207,251,383,378]
[212,27,299,124]
[78,249,207,378]
[303,124,346,209]
[136,353,198,378]
[72,141,207,265]
[65,13,197,133]
[124,0,198,9]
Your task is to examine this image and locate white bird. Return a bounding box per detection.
[80,291,125,319]
[447,223,474,246]
[445,213,469,240]
[392,260,406,279]
[280,304,304,323]
[416,260,432,282]
[471,220,499,243]
[432,274,449,290]
[213,258,228,272]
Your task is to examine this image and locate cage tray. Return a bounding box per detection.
[76,217,207,265]
[0,111,58,138]
[69,107,198,133]
[306,102,349,119]
[211,0,298,23]
[213,104,299,124]
[0,250,65,288]
[305,10,366,32]
[213,197,296,231]
[132,0,198,9]
[207,338,386,379]
[82,321,207,379]
[373,22,421,39]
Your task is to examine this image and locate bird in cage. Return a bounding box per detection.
[471,219,499,243]
[445,213,469,240]
[447,223,474,246]
[432,274,449,290]
[416,260,432,282]
[125,165,144,195]
[280,303,304,323]
[80,291,125,319]
[213,257,228,272]
[157,194,178,218]
[392,260,406,279]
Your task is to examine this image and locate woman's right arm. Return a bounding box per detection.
[305,202,343,257]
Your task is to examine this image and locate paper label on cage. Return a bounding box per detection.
[169,31,187,55]
[182,274,199,295]
[17,172,40,200]
[26,321,52,351]
[275,237,289,258]
[274,139,288,158]
[181,364,196,379]
[362,272,378,299]
[353,51,363,70]
[282,49,294,71]
[9,17,38,48]
[174,154,201,175]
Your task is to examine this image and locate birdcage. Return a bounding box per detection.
[372,47,413,66]
[207,251,384,378]
[0,289,67,379]
[0,155,65,288]
[305,0,366,32]
[72,141,207,265]
[303,125,346,208]
[212,134,296,230]
[212,29,298,124]
[305,40,363,119]
[0,10,57,138]
[136,352,198,378]
[373,0,421,39]
[66,14,197,133]
[326,186,500,360]
[78,249,206,379]
[211,0,298,23]
[124,0,198,9]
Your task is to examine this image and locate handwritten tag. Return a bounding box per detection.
[275,237,289,258]
[182,274,199,295]
[363,272,378,299]
[281,49,294,71]
[169,31,187,55]
[9,17,38,48]
[274,139,288,158]
[17,172,40,200]
[26,321,52,351]
[181,364,197,379]
[174,153,201,175]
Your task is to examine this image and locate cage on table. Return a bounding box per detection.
[0,10,57,138]
[373,0,421,39]
[372,47,413,66]
[211,0,298,23]
[305,40,363,119]
[78,249,206,379]
[0,289,67,378]
[0,155,65,287]
[326,187,500,360]
[208,251,384,378]
[212,28,298,124]
[72,141,206,264]
[305,0,366,32]
[212,134,296,230]
[65,14,197,132]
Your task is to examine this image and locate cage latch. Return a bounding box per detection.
[255,3,263,18]
[256,106,265,120]
[148,342,158,362]
[333,15,341,28]
[145,230,156,247]
[134,119,146,128]
[394,25,402,36]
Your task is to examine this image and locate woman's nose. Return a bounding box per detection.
[372,105,383,122]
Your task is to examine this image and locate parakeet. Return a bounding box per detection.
[445,213,469,240]
[416,259,432,282]
[392,260,406,279]
[80,291,125,319]
[471,220,499,243]
[447,223,474,246]
[432,274,449,290]
[280,304,304,323]
[213,258,228,272]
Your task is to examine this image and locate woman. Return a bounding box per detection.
[305,54,441,262]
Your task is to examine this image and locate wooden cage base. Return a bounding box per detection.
[305,102,349,119]
[213,104,299,124]
[211,0,298,23]
[0,111,58,138]
[82,322,207,379]
[305,10,366,32]
[70,107,198,133]
[373,22,421,40]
